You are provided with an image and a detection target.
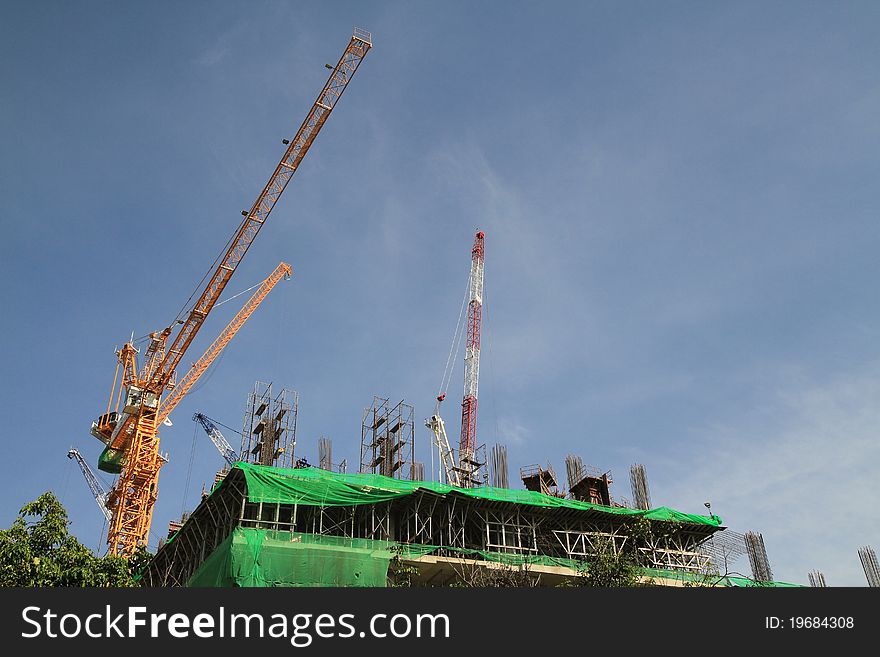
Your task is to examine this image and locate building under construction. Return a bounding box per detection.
[71,27,805,588]
[141,461,797,587]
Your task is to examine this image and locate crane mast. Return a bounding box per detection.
[91,30,372,556]
[458,231,485,487]
[192,413,239,467]
[67,448,112,523]
[102,261,291,555]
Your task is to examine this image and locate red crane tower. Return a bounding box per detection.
[458,230,485,486]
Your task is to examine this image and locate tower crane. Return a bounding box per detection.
[426,231,485,487]
[458,231,485,487]
[100,259,291,554]
[192,412,240,467]
[67,448,112,524]
[89,30,372,556]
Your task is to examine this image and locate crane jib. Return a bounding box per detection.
[150,34,371,389]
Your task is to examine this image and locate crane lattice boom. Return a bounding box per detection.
[157,262,292,425]
[67,448,112,523]
[146,30,372,391]
[426,412,460,487]
[193,413,239,467]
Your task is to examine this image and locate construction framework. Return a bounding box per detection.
[359,397,415,479]
[240,382,298,469]
[142,464,728,587]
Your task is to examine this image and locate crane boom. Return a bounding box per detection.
[426,412,460,486]
[147,30,372,391]
[67,448,112,523]
[193,413,239,466]
[157,261,292,425]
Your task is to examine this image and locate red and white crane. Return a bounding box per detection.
[426,230,486,487]
[458,231,485,485]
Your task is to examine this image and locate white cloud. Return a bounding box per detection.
[195,45,227,67]
[496,416,530,447]
[661,361,880,585]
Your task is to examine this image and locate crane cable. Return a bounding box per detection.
[181,422,199,517]
[435,271,470,414]
[169,212,250,329]
[130,267,266,350]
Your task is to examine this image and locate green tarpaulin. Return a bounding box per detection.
[235,462,723,527]
[188,529,397,587]
[187,528,801,588]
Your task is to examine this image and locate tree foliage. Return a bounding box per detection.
[0,491,148,587]
[563,517,668,587]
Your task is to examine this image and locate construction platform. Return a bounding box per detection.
[140,463,796,587]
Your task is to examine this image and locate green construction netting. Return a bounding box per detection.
[233,462,723,527]
[187,528,802,588]
[188,528,396,587]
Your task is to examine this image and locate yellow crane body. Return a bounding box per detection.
[90,29,371,555]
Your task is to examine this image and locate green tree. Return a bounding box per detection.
[568,533,642,587]
[0,491,148,587]
[562,518,670,587]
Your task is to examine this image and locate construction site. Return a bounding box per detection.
[62,28,876,589]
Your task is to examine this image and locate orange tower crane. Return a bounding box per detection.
[90,29,372,556]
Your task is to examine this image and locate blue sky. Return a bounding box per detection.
[2,1,879,585]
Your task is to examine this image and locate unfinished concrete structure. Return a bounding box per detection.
[808,571,827,587]
[859,545,880,587]
[490,444,509,489]
[629,464,652,511]
[745,531,773,583]
[140,462,800,587]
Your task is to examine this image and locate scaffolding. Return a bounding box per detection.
[520,463,560,497]
[359,397,415,479]
[240,381,298,469]
[454,443,489,488]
